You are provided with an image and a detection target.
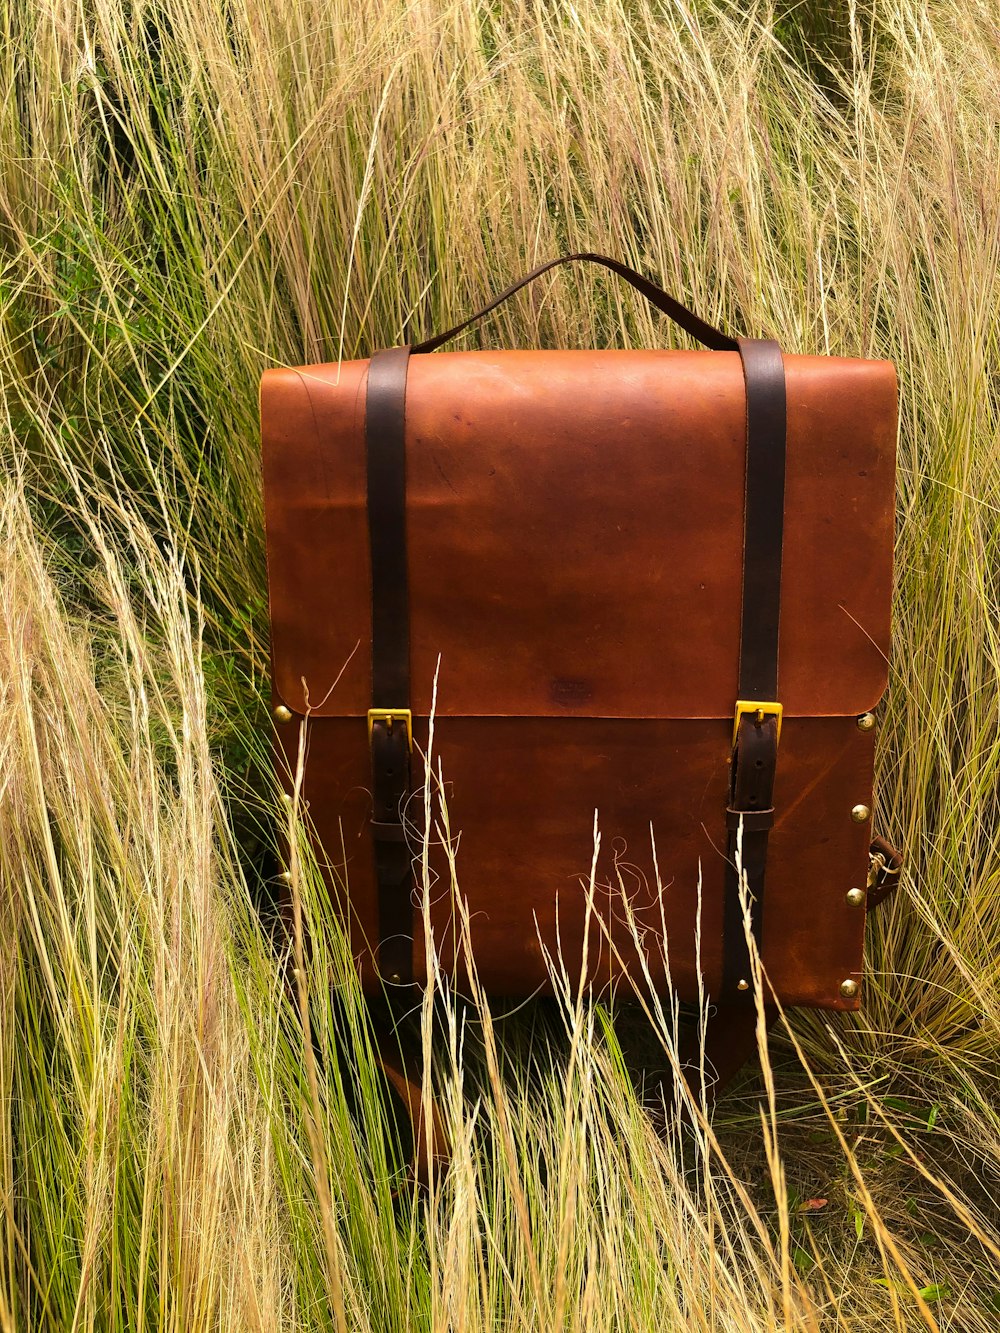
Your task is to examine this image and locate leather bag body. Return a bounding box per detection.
[261,264,898,1012]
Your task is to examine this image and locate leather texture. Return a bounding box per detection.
[362,325,790,995]
[367,257,743,994]
[261,350,897,722]
[272,713,877,1008]
[262,338,897,1012]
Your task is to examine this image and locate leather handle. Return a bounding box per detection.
[411,252,738,355]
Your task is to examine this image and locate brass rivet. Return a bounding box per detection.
[737,978,749,992]
[273,704,293,723]
[851,804,871,823]
[840,978,859,999]
[388,972,402,985]
[279,869,293,884]
[845,887,866,908]
[280,791,293,807]
[856,712,876,732]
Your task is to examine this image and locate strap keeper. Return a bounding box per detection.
[726,807,775,832]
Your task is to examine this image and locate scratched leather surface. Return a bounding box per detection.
[261,350,897,720]
[274,713,874,1008]
[262,347,897,1009]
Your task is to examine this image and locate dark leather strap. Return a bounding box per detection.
[724,714,779,995]
[735,339,786,701]
[369,717,414,982]
[411,253,738,354]
[367,347,412,707]
[366,346,414,983]
[722,339,787,999]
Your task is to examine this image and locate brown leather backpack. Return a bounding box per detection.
[261,254,901,1095]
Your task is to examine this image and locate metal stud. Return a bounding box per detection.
[737,978,749,992]
[851,804,871,823]
[845,887,866,908]
[840,978,860,999]
[388,972,402,985]
[273,704,293,723]
[279,869,293,884]
[280,791,293,807]
[856,712,876,732]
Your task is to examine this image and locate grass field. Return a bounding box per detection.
[2,0,999,1327]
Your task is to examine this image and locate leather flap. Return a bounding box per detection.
[261,349,897,719]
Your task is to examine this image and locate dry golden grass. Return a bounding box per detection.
[1,0,999,1327]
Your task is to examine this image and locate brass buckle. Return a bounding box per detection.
[367,707,413,751]
[733,700,783,747]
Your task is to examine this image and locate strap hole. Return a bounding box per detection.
[755,758,764,768]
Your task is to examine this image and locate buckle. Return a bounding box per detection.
[367,707,413,751]
[867,851,902,890]
[733,700,783,747]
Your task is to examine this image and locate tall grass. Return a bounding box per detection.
[1,0,999,1327]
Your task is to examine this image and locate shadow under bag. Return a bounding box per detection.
[260,253,902,1057]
